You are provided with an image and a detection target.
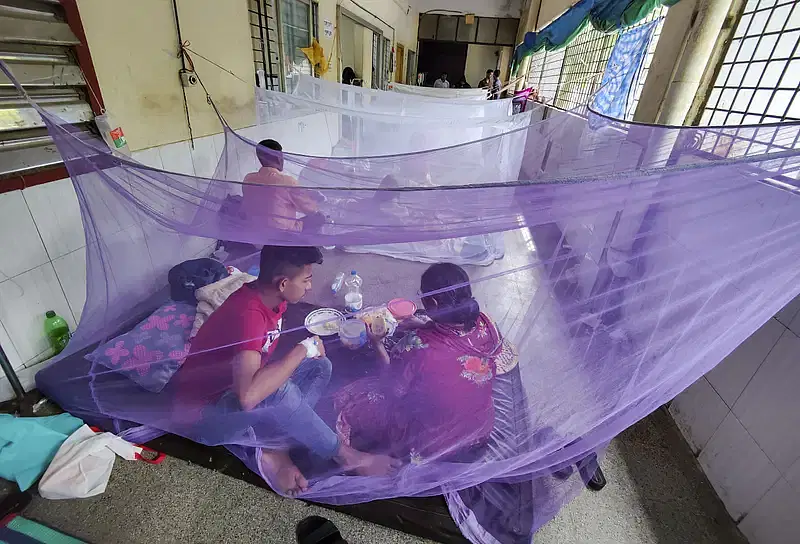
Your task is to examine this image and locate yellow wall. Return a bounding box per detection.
[76,0,254,151]
[537,0,575,28]
[316,0,418,83]
[77,0,416,149]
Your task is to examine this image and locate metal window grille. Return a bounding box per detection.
[250,0,281,90]
[279,0,313,78]
[525,8,666,119]
[701,0,800,126]
[371,32,381,89]
[383,36,392,89]
[311,1,319,41]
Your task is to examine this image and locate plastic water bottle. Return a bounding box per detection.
[344,270,363,312]
[44,310,70,355]
[331,272,345,295]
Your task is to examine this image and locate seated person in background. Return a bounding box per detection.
[173,246,399,496]
[433,72,450,88]
[342,66,357,85]
[334,263,517,465]
[478,69,493,89]
[455,76,471,89]
[242,139,323,232]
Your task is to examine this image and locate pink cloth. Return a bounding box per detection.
[334,313,508,464]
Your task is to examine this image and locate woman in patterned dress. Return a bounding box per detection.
[333,263,517,465]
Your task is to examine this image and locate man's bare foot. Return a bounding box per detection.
[259,449,308,497]
[335,444,402,476]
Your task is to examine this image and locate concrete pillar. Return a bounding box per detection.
[634,0,735,125]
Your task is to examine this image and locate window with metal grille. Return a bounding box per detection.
[383,36,392,90]
[701,0,800,126]
[249,0,281,90]
[279,0,313,78]
[525,8,667,119]
[311,0,319,42]
[371,32,381,89]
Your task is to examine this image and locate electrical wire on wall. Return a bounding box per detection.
[171,0,194,148]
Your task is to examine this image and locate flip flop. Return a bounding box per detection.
[295,516,346,544]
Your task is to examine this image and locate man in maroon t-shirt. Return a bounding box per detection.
[173,246,398,496]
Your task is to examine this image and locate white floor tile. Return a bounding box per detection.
[52,247,87,324]
[159,140,196,176]
[181,236,216,261]
[141,217,184,284]
[0,376,16,402]
[699,412,781,520]
[788,310,800,338]
[0,263,76,363]
[733,331,800,472]
[23,178,85,260]
[210,132,226,160]
[774,293,800,328]
[738,479,800,544]
[706,318,784,407]
[131,147,164,169]
[189,135,220,178]
[105,224,158,301]
[0,319,23,370]
[0,190,49,280]
[669,377,730,454]
[0,357,53,401]
[786,457,800,492]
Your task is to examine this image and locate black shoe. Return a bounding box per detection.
[296,516,347,544]
[584,466,607,491]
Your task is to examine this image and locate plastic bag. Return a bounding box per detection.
[38,425,139,500]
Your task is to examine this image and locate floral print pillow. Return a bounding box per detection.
[87,301,196,393]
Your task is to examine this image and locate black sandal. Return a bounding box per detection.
[296,516,347,544]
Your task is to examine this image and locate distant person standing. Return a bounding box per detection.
[490,69,501,100]
[478,69,493,89]
[455,75,471,88]
[433,72,450,88]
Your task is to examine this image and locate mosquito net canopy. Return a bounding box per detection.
[289,74,513,118]
[20,70,800,544]
[390,81,490,100]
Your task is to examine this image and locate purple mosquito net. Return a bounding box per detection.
[12,65,800,543]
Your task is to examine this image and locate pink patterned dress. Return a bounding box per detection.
[334,313,516,465]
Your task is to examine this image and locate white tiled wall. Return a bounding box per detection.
[0,134,222,401]
[670,294,800,543]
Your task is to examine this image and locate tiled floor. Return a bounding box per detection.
[21,409,744,544]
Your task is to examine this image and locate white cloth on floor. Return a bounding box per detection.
[38,425,139,500]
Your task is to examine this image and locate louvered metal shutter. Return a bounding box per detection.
[0,0,94,178]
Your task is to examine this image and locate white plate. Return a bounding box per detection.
[305,308,345,336]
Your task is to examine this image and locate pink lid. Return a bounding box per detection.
[388,298,417,319]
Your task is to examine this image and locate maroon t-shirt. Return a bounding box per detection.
[171,284,287,422]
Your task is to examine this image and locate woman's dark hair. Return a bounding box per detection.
[420,263,480,330]
[258,245,323,285]
[342,66,356,84]
[256,139,283,169]
[493,69,501,78]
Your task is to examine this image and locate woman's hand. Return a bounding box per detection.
[366,322,389,344]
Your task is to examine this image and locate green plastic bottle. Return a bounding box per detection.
[44,310,70,355]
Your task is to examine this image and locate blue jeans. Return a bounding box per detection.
[209,357,340,459]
